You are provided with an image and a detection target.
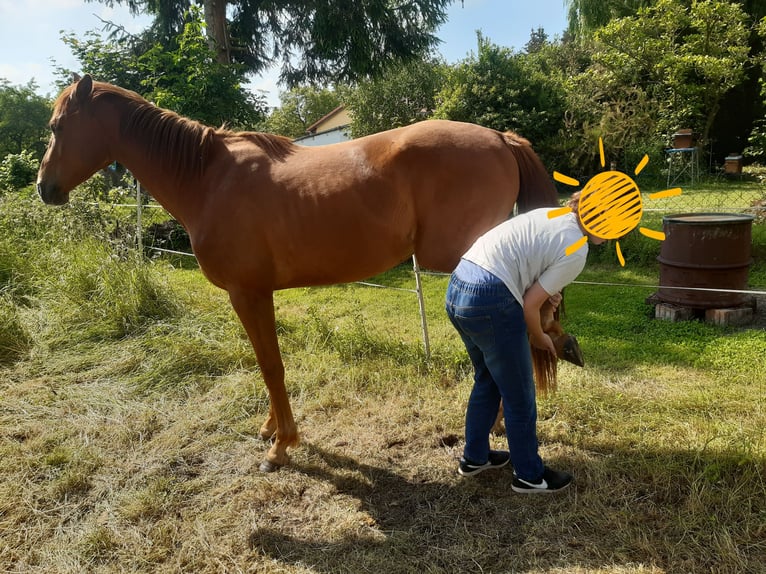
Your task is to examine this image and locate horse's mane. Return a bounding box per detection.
[83,82,295,179]
[531,299,564,396]
[239,132,296,162]
[531,345,557,396]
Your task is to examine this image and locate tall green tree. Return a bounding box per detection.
[565,0,652,39]
[565,1,765,41]
[138,8,265,127]
[592,0,750,145]
[58,31,145,94]
[87,0,452,86]
[564,0,766,46]
[58,8,266,129]
[0,80,50,160]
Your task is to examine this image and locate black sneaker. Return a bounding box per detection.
[511,466,572,493]
[458,450,511,477]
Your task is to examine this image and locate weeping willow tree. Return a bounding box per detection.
[566,0,766,39]
[565,0,653,39]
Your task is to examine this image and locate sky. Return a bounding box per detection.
[0,0,569,107]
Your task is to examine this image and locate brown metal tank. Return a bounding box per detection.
[657,213,754,308]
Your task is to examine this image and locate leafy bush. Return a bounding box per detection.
[0,151,38,192]
[75,169,136,204]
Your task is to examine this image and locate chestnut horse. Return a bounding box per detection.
[38,75,569,471]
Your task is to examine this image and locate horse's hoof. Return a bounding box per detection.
[259,459,281,473]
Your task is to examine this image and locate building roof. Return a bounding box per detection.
[306,105,351,134]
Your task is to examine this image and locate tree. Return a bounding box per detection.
[432,34,566,155]
[565,0,652,39]
[58,31,145,94]
[57,8,266,129]
[345,59,447,138]
[746,16,766,161]
[592,0,751,146]
[137,8,265,127]
[566,1,766,42]
[524,27,549,54]
[263,86,343,139]
[87,0,452,87]
[0,80,51,160]
[564,0,764,163]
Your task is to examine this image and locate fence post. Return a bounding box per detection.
[412,255,431,360]
[136,179,143,252]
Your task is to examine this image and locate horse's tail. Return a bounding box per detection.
[503,131,559,212]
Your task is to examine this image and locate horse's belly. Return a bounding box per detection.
[274,231,414,289]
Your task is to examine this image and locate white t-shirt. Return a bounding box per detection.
[462,208,588,305]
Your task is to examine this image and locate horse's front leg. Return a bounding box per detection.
[228,289,298,472]
[259,405,277,440]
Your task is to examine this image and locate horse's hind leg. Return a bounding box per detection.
[228,290,298,471]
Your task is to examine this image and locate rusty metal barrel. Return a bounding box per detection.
[657,213,754,308]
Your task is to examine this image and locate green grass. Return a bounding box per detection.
[0,187,764,573]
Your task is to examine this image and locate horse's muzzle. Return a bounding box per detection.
[36,181,69,205]
[554,334,585,367]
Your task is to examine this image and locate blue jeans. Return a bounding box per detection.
[445,262,544,481]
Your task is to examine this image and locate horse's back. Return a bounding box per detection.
[359,120,521,271]
[200,120,525,289]
[296,120,520,273]
[351,119,509,157]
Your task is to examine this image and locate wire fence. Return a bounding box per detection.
[125,176,766,357]
[134,177,766,267]
[639,175,766,267]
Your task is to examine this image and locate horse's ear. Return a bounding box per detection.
[74,74,93,104]
[71,72,81,83]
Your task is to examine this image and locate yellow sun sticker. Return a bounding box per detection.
[550,137,682,267]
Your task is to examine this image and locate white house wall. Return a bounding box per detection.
[295,127,351,147]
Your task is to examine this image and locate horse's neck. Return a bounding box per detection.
[540,302,563,336]
[540,302,554,328]
[122,162,191,231]
[112,120,207,232]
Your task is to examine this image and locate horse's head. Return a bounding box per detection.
[551,332,584,367]
[37,74,112,205]
[493,299,585,433]
[539,298,584,367]
[531,297,585,396]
